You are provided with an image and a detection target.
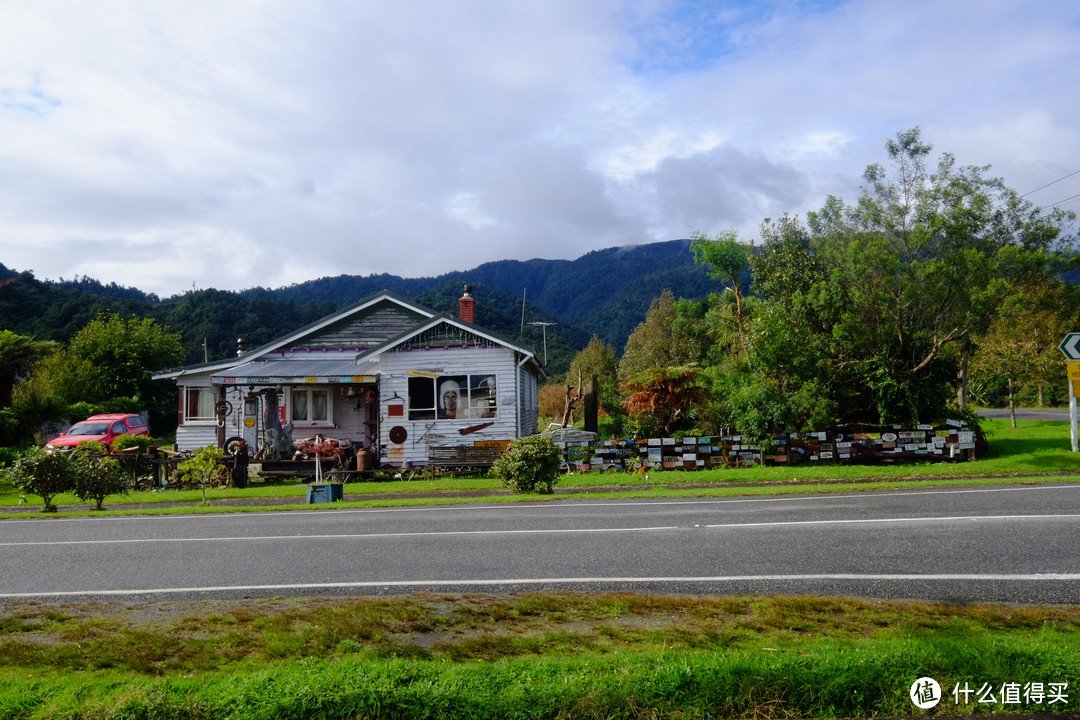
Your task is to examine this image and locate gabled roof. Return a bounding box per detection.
[356,312,543,375]
[153,290,545,380]
[152,290,436,380]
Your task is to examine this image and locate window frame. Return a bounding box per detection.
[182,386,217,423]
[289,386,334,427]
[408,374,497,421]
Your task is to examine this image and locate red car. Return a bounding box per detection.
[45,413,150,451]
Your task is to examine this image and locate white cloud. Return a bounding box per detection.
[0,0,1078,297]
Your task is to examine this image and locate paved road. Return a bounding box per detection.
[979,408,1072,421]
[2,483,1079,604]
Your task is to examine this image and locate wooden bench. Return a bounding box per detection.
[427,445,504,477]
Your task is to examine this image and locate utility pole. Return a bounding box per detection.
[529,321,556,365]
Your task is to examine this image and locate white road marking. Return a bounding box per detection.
[2,481,1077,525]
[705,514,1080,530]
[2,513,1077,547]
[0,525,680,547]
[2,574,1079,599]
[2,481,1080,526]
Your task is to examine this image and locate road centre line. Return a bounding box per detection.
[2,482,1078,526]
[3,573,1080,600]
[3,513,1078,547]
[704,513,1080,530]
[0,525,680,547]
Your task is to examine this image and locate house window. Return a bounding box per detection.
[408,375,496,421]
[291,388,332,425]
[184,387,216,422]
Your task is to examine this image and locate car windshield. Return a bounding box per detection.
[65,422,111,436]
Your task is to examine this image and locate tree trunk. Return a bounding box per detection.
[583,375,598,434]
[956,339,971,411]
[1008,377,1017,429]
[733,290,752,371]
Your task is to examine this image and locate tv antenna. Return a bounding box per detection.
[529,321,556,365]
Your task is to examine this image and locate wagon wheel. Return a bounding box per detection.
[223,436,247,457]
[215,401,234,416]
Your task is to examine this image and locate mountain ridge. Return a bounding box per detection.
[0,239,725,375]
[248,238,723,352]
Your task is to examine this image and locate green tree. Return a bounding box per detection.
[568,335,618,388]
[738,128,1077,427]
[70,447,129,510]
[0,331,58,407]
[618,289,706,383]
[969,283,1078,416]
[5,447,74,512]
[620,365,709,437]
[567,335,621,426]
[807,128,1075,414]
[690,230,753,365]
[14,313,185,431]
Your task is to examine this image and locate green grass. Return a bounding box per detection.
[1,592,1077,719]
[1,419,1078,717]
[1,419,1076,518]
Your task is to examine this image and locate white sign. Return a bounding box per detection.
[1060,333,1080,361]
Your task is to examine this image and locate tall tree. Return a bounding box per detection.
[690,230,753,365]
[0,331,58,406]
[620,365,708,437]
[969,283,1078,414]
[15,313,185,429]
[756,127,1080,425]
[618,289,706,383]
[567,334,620,424]
[808,128,1076,414]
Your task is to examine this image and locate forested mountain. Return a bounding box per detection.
[247,239,724,352]
[0,239,721,377]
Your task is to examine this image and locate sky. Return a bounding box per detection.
[1,0,1079,299]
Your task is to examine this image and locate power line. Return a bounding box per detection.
[1023,169,1080,198]
[1039,192,1080,212]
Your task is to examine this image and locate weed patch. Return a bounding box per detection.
[2,592,1079,718]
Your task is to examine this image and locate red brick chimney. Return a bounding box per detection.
[458,284,475,323]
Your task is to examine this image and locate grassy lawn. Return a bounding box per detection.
[2,592,1078,719]
[1,418,1076,517]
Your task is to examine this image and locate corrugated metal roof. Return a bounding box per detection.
[211,358,379,383]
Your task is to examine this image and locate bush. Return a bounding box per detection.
[490,435,563,494]
[0,446,22,468]
[70,448,129,510]
[111,433,155,453]
[5,447,74,512]
[177,445,229,487]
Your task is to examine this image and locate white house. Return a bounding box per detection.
[152,287,544,467]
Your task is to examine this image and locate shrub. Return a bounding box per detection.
[111,433,154,453]
[5,447,74,512]
[490,435,563,494]
[177,445,228,487]
[0,446,22,468]
[70,448,129,510]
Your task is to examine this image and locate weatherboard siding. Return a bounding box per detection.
[379,345,521,467]
[518,364,538,436]
[288,304,428,351]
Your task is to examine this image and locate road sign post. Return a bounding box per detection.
[1061,335,1080,453]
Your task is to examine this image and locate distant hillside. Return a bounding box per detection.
[250,239,724,351]
[0,240,725,377]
